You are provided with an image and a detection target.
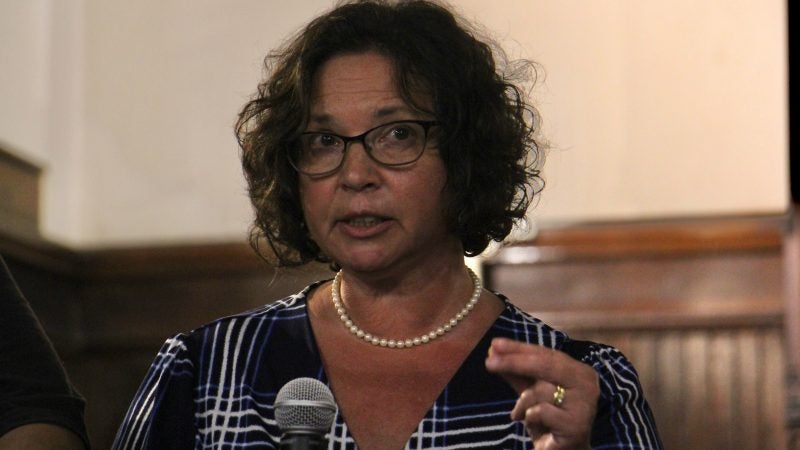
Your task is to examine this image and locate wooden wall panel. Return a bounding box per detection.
[67,250,330,447]
[484,216,791,450]
[785,209,800,449]
[63,352,157,449]
[1,214,795,449]
[572,329,787,449]
[1,240,330,449]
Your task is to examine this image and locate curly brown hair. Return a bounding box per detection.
[236,0,544,266]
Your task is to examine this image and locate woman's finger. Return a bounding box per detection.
[486,338,597,391]
[510,381,562,420]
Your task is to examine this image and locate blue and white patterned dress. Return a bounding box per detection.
[113,281,662,449]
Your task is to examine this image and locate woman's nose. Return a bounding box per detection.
[338,141,379,191]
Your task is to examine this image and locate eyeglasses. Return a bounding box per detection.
[289,120,439,176]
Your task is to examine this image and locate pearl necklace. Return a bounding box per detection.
[331,268,482,349]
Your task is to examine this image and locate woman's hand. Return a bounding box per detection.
[486,337,600,450]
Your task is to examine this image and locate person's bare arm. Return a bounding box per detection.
[0,423,86,450]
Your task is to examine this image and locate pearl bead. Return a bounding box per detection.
[331,268,481,349]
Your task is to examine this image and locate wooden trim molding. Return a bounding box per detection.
[486,214,786,265]
[483,214,788,333]
[0,229,82,276]
[0,147,42,241]
[80,242,271,280]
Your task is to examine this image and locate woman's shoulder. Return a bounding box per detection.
[491,290,570,350]
[491,291,633,366]
[168,279,326,353]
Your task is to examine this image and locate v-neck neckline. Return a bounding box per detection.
[299,283,509,449]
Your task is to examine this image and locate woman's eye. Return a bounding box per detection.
[389,126,411,140]
[317,134,338,146]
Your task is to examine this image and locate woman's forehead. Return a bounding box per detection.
[311,52,395,98]
[308,52,431,125]
[309,52,433,123]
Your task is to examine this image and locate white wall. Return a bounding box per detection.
[0,0,788,248]
[492,0,788,224]
[0,0,85,242]
[79,0,332,246]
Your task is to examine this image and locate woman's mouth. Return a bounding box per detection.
[346,216,387,227]
[338,215,392,238]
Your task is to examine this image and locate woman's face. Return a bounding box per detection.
[298,51,459,275]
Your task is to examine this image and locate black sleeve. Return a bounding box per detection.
[0,255,90,448]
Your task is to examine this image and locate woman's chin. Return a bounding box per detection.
[332,249,398,274]
[336,258,389,274]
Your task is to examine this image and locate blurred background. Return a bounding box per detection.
[0,0,794,448]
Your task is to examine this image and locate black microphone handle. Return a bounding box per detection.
[279,431,328,450]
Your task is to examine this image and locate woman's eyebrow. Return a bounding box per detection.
[373,104,413,118]
[306,113,333,126]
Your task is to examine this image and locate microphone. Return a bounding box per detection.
[275,377,337,450]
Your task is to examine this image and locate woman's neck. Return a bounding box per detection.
[334,255,477,339]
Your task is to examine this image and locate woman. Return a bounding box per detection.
[114,1,661,449]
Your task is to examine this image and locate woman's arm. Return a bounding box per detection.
[112,334,197,450]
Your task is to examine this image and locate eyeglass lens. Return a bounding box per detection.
[292,121,434,175]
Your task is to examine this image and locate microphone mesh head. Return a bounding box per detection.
[274,377,337,433]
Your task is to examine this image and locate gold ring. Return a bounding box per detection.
[553,385,566,407]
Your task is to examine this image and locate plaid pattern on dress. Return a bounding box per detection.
[113,281,662,449]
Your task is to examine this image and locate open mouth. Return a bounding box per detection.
[345,216,387,227]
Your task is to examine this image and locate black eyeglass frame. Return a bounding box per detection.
[289,119,440,176]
